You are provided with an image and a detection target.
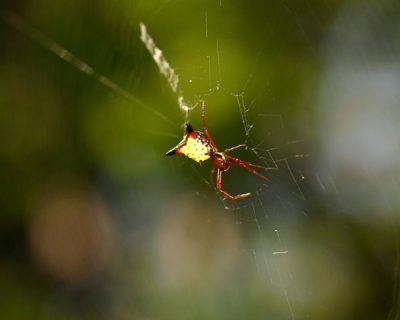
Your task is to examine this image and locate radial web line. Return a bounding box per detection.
[0,12,171,123]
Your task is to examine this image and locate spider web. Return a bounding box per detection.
[1,1,400,320]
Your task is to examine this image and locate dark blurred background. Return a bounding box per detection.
[1,0,400,319]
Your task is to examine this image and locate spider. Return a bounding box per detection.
[166,101,268,200]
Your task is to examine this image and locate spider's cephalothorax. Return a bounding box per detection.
[166,102,268,200]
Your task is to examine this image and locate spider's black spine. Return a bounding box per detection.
[185,123,194,134]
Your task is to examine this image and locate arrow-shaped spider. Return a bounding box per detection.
[166,102,268,200]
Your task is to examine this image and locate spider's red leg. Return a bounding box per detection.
[201,100,218,151]
[210,166,216,184]
[216,168,251,200]
[240,161,268,169]
[224,144,246,153]
[227,156,268,181]
[227,155,269,169]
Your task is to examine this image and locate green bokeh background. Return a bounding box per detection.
[1,1,400,319]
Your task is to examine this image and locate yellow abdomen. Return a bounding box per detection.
[180,135,211,163]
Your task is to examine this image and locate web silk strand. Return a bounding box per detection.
[139,22,191,119]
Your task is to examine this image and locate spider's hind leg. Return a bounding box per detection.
[210,166,216,184]
[216,168,251,200]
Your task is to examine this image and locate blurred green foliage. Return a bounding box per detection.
[1,0,400,319]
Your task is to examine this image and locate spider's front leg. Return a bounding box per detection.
[216,168,251,200]
[227,156,268,180]
[201,101,218,151]
[224,144,246,153]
